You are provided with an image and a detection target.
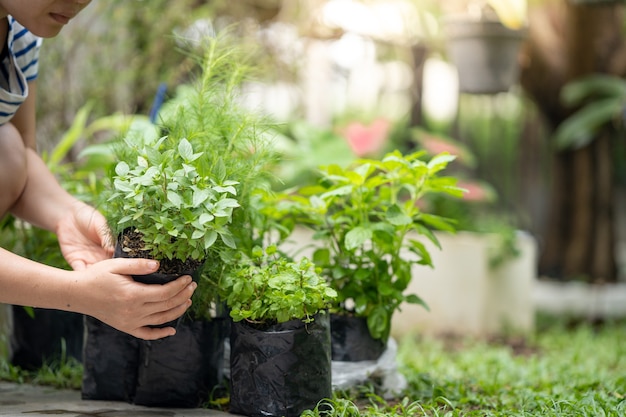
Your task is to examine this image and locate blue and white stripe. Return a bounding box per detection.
[0,16,42,125]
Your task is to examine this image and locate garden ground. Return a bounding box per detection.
[1,315,625,416]
[0,381,228,416]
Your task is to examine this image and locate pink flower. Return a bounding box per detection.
[456,180,496,202]
[342,118,390,157]
[413,129,476,168]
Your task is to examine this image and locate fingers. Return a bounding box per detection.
[70,259,87,271]
[146,298,193,327]
[131,326,177,341]
[105,257,160,276]
[129,288,195,340]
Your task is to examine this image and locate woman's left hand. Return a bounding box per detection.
[56,201,114,270]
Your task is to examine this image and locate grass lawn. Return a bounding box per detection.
[2,316,625,416]
[395,318,625,416]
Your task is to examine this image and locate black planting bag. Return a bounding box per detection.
[133,318,229,408]
[229,312,332,417]
[330,313,386,362]
[81,316,140,402]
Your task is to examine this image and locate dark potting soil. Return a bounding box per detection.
[118,228,203,275]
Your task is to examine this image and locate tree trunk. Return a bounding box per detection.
[520,1,625,282]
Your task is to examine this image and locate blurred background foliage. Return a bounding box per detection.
[19,0,626,283]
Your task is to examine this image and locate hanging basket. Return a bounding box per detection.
[443,16,527,94]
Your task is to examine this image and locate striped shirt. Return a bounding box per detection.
[0,16,42,125]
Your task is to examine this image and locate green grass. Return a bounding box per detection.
[306,317,625,416]
[0,339,83,390]
[1,317,625,416]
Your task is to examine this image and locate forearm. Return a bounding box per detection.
[10,147,79,232]
[0,247,82,312]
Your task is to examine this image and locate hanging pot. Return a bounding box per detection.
[229,312,332,417]
[330,313,386,362]
[443,15,527,94]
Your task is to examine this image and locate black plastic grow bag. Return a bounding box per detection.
[330,313,386,361]
[133,317,229,408]
[81,316,140,402]
[229,312,332,417]
[10,306,84,371]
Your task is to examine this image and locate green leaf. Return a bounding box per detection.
[386,204,412,226]
[554,97,622,150]
[203,231,218,249]
[115,161,130,177]
[198,213,215,224]
[178,138,194,161]
[167,191,183,208]
[193,189,211,207]
[345,226,372,250]
[113,179,134,193]
[144,146,162,166]
[405,293,429,311]
[561,74,626,107]
[47,102,93,167]
[427,153,456,174]
[366,306,389,341]
[220,232,236,249]
[420,213,456,233]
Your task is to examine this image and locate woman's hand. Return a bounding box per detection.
[75,258,197,340]
[56,201,113,270]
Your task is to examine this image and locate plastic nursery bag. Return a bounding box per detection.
[330,314,386,361]
[229,313,332,417]
[332,337,407,399]
[10,306,84,371]
[133,318,229,408]
[81,316,140,402]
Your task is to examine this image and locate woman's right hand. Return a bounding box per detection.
[74,258,197,340]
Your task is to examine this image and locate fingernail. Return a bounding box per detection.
[148,260,159,269]
[189,282,197,290]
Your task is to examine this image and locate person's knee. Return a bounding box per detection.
[0,123,28,217]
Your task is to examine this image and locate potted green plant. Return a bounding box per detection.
[280,150,463,361]
[105,134,239,279]
[83,33,274,407]
[443,1,528,94]
[219,245,337,417]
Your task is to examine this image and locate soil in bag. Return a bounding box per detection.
[81,316,140,402]
[229,313,332,417]
[113,240,203,329]
[133,317,229,408]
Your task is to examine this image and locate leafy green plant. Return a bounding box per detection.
[554,74,626,150]
[281,150,463,342]
[220,245,337,325]
[100,31,278,275]
[105,136,239,262]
